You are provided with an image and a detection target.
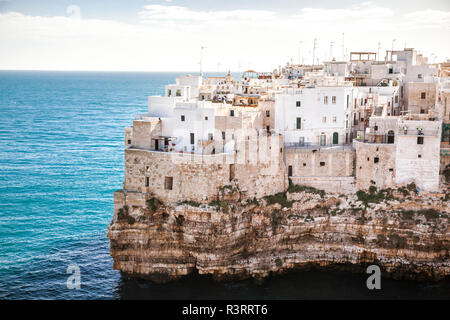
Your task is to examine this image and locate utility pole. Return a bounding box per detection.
[312,38,317,66]
[377,41,381,61]
[299,41,303,65]
[329,41,334,60]
[199,46,207,77]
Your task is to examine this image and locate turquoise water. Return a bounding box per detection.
[0,71,448,300]
[0,71,183,299]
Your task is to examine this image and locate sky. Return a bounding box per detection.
[0,0,449,71]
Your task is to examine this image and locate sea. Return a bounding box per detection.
[0,70,448,300]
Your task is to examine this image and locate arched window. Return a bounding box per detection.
[387,130,395,144]
[333,132,339,145]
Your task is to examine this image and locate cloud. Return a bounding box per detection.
[403,9,450,29]
[0,2,449,71]
[138,5,277,26]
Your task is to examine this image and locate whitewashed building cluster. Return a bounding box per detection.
[121,48,449,204]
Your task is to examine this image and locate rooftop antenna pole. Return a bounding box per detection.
[200,46,206,77]
[329,41,334,60]
[377,41,381,61]
[312,38,317,66]
[299,41,303,65]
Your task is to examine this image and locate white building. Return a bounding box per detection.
[274,85,357,146]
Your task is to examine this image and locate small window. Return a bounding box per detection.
[266,110,270,117]
[324,96,328,104]
[332,96,336,104]
[374,157,379,163]
[418,74,422,79]
[280,148,283,153]
[320,162,325,167]
[418,154,422,158]
[374,125,378,131]
[145,177,149,187]
[181,115,185,121]
[389,168,393,172]
[296,101,301,107]
[176,89,181,97]
[205,116,208,120]
[421,92,426,99]
[296,117,301,129]
[332,116,337,123]
[395,96,399,103]
[127,139,131,144]
[288,165,293,177]
[230,110,234,117]
[417,136,424,144]
[190,133,194,144]
[164,177,173,190]
[222,131,225,140]
[322,116,326,123]
[303,163,306,167]
[208,133,213,141]
[168,89,172,97]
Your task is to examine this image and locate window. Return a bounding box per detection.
[266,110,270,117]
[346,94,350,109]
[176,89,181,96]
[127,139,131,145]
[296,101,301,107]
[190,133,194,145]
[387,130,395,144]
[418,154,422,158]
[164,177,173,190]
[303,163,306,167]
[230,110,234,117]
[320,162,325,167]
[181,115,185,121]
[421,92,426,99]
[222,131,225,140]
[395,96,399,103]
[296,117,302,129]
[374,157,379,163]
[299,137,305,145]
[418,74,422,79]
[145,177,149,187]
[374,125,378,131]
[205,116,208,120]
[288,165,292,177]
[332,96,336,104]
[332,116,337,123]
[417,137,424,144]
[322,116,326,123]
[208,133,213,141]
[324,96,328,104]
[168,89,172,97]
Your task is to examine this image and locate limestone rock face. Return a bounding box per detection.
[107,190,449,283]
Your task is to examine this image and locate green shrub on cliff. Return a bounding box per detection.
[209,200,229,213]
[264,192,293,208]
[178,200,201,207]
[287,183,325,197]
[146,197,162,211]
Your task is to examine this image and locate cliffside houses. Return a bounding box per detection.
[120,48,448,206]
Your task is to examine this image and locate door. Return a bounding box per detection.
[320,135,326,146]
[333,132,339,145]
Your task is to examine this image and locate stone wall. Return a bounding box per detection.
[355,141,396,190]
[285,147,354,177]
[407,82,436,114]
[123,134,287,204]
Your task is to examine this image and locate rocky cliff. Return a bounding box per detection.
[107,184,449,283]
